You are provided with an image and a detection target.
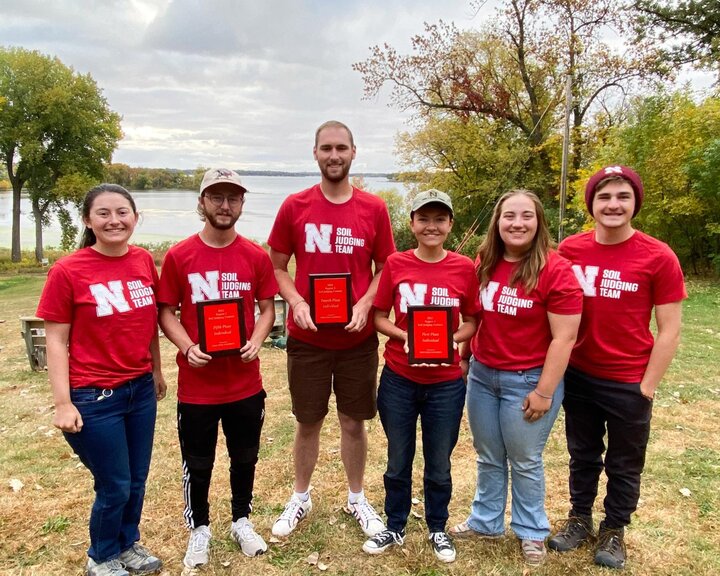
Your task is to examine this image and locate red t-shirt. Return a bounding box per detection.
[374,250,480,384]
[558,229,687,382]
[471,251,583,370]
[267,184,395,349]
[36,246,159,389]
[157,234,279,404]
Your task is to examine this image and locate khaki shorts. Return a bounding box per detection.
[287,334,379,423]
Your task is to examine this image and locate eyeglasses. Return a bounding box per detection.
[204,193,245,207]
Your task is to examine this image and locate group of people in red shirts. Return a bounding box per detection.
[37,120,686,576]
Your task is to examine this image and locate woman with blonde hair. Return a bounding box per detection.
[451,190,583,566]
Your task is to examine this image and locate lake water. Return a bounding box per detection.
[0,175,403,249]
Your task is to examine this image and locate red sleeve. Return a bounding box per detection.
[652,245,687,305]
[267,198,293,255]
[372,201,396,264]
[255,248,280,301]
[545,254,584,315]
[157,248,182,306]
[37,262,73,323]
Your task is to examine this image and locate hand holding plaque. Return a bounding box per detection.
[309,273,352,327]
[407,306,453,365]
[196,298,247,357]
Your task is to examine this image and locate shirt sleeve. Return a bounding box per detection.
[157,249,182,306]
[372,200,396,265]
[267,198,293,255]
[255,249,280,301]
[652,245,687,305]
[545,255,584,315]
[36,262,74,323]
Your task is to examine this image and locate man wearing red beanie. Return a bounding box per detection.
[550,165,687,569]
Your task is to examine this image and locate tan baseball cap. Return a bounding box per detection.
[200,168,247,195]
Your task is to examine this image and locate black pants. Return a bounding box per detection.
[563,367,653,528]
[177,390,266,527]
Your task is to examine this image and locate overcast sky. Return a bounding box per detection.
[0,0,506,173]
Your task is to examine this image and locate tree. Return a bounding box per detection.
[0,47,122,261]
[354,0,666,207]
[632,0,720,74]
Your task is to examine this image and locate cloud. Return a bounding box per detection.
[0,0,491,172]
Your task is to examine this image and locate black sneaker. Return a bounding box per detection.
[548,516,594,552]
[429,531,456,563]
[594,524,626,569]
[362,529,405,555]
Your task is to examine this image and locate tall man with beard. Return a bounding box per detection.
[268,121,395,540]
[158,168,278,569]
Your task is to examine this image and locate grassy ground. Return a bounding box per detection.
[0,275,718,576]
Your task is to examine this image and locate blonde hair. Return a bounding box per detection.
[477,190,551,294]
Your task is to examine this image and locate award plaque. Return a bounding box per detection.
[407,306,453,364]
[196,298,246,357]
[309,273,352,326]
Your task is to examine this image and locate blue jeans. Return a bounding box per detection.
[377,366,465,533]
[465,359,563,540]
[64,373,157,563]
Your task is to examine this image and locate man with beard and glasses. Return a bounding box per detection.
[158,168,278,569]
[267,121,395,541]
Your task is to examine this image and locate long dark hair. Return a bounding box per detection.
[80,184,137,248]
[477,190,552,294]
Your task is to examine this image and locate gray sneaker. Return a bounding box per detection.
[117,544,162,574]
[231,517,268,557]
[184,525,211,568]
[86,558,129,576]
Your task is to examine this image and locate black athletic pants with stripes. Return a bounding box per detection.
[177,390,266,528]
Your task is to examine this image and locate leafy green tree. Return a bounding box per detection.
[632,0,720,74]
[0,47,121,261]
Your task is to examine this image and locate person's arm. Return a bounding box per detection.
[639,301,683,400]
[45,321,83,433]
[158,304,212,367]
[241,298,275,362]
[346,261,385,333]
[150,330,167,400]
[522,311,581,422]
[270,248,317,332]
[374,307,406,342]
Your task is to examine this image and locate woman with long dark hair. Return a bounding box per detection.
[38,184,165,576]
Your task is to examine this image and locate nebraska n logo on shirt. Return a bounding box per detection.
[305,223,366,255]
[188,271,252,301]
[90,281,131,317]
[571,265,638,299]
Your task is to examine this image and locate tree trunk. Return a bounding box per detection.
[31,198,48,263]
[12,182,21,262]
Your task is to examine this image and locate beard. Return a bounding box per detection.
[319,160,351,183]
[201,205,240,230]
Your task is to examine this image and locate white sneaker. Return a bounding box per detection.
[231,517,268,557]
[86,558,129,576]
[344,496,385,537]
[271,494,312,537]
[183,525,211,568]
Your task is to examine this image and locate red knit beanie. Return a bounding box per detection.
[585,165,644,217]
